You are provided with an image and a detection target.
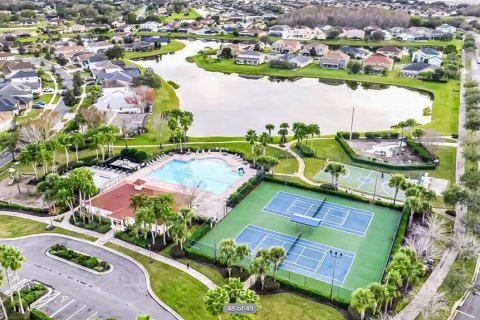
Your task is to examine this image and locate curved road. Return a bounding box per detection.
[1,235,177,320]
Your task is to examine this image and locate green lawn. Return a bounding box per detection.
[164,10,200,22]
[193,182,402,302]
[105,242,345,320]
[123,41,186,59]
[15,109,43,125]
[34,94,53,104]
[191,56,460,135]
[0,215,96,241]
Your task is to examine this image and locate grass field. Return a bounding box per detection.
[164,10,200,22]
[106,242,345,320]
[191,56,459,135]
[191,182,402,301]
[0,215,97,241]
[123,41,185,59]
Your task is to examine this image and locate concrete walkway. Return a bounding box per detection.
[393,48,470,320]
[0,210,217,290]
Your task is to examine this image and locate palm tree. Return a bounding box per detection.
[0,271,8,320]
[245,129,258,157]
[278,123,289,145]
[218,239,237,278]
[235,244,250,272]
[306,123,320,146]
[150,194,175,244]
[367,282,384,315]
[56,133,71,168]
[388,174,406,205]
[269,246,286,282]
[385,269,403,289]
[404,261,424,294]
[18,144,41,180]
[382,284,399,312]
[37,144,52,176]
[6,247,25,314]
[130,193,150,213]
[405,196,423,227]
[45,137,60,165]
[203,287,229,320]
[179,207,194,227]
[36,173,60,226]
[55,185,76,222]
[71,132,85,162]
[258,132,270,156]
[265,124,275,138]
[223,277,244,303]
[325,162,346,187]
[351,288,375,320]
[292,122,307,144]
[170,221,190,251]
[0,245,14,310]
[139,207,156,244]
[252,144,263,167]
[250,253,270,290]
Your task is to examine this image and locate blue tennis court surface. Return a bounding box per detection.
[263,192,373,236]
[236,225,355,286]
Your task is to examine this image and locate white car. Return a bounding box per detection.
[43,88,54,93]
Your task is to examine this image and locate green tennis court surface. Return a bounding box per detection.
[189,182,402,302]
[314,163,418,201]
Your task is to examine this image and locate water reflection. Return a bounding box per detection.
[136,40,432,137]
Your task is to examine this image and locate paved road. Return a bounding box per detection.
[25,59,73,89]
[1,236,177,320]
[53,97,69,120]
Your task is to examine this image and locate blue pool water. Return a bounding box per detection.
[146,159,244,194]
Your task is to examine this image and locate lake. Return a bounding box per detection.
[137,40,432,137]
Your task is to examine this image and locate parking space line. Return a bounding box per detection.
[458,310,476,319]
[50,299,75,317]
[65,305,87,320]
[32,291,60,309]
[86,311,98,320]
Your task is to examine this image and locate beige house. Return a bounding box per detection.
[68,24,87,33]
[272,39,302,54]
[319,52,350,69]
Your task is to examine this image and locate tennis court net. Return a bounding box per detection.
[310,197,327,217]
[284,232,302,255]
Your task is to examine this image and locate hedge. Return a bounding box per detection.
[337,131,360,139]
[334,135,437,170]
[227,174,263,207]
[294,143,314,157]
[364,131,400,139]
[391,208,409,256]
[167,80,180,89]
[404,137,438,165]
[31,309,54,320]
[0,201,48,215]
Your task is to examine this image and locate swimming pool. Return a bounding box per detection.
[146,158,244,194]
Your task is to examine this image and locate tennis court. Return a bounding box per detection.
[314,163,412,201]
[263,192,373,236]
[189,182,403,301]
[236,225,355,286]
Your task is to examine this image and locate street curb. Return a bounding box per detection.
[45,249,114,276]
[0,234,183,320]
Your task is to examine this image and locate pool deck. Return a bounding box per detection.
[123,152,257,219]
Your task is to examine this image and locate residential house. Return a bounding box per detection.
[268,25,291,38]
[54,45,86,58]
[272,39,302,54]
[112,32,131,43]
[68,24,87,33]
[9,70,41,93]
[299,43,329,56]
[81,54,109,70]
[102,79,131,95]
[319,52,350,69]
[397,33,416,42]
[371,29,392,40]
[0,60,35,78]
[376,47,404,59]
[286,27,315,40]
[122,41,154,52]
[0,53,14,61]
[287,55,313,68]
[94,90,144,113]
[436,24,456,34]
[235,50,265,65]
[345,29,365,40]
[141,36,169,46]
[238,28,267,37]
[339,47,370,59]
[412,48,442,66]
[400,63,439,77]
[0,82,33,125]
[87,41,114,53]
[139,21,162,32]
[362,53,394,72]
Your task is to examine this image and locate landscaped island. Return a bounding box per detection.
[48,244,111,273]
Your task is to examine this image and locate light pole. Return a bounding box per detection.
[329,250,343,301]
[148,244,152,263]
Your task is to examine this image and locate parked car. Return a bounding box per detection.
[43,88,54,93]
[45,78,54,83]
[60,89,67,96]
[35,101,46,106]
[32,104,45,109]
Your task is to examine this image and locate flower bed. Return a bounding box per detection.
[48,244,110,272]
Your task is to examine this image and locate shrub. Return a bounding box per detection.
[167,80,180,89]
[337,131,360,139]
[84,256,98,269]
[404,137,438,164]
[294,143,314,157]
[121,147,138,157]
[134,150,148,160]
[170,245,186,258]
[31,309,54,320]
[364,131,400,139]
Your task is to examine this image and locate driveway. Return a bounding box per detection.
[0,235,178,320]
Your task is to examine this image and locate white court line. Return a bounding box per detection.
[293,247,306,264]
[314,250,327,273]
[86,312,98,320]
[50,299,76,317]
[339,211,350,226]
[65,305,87,320]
